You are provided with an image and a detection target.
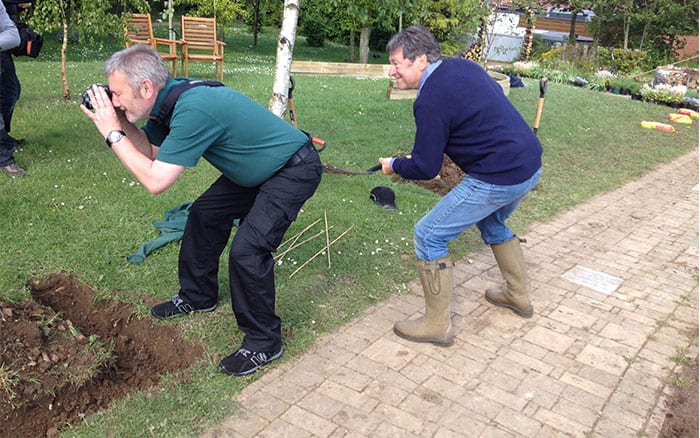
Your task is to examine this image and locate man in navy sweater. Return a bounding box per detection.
[377,26,543,346]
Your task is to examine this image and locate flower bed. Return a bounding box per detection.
[496,61,699,111]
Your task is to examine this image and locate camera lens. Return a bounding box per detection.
[81,84,112,110]
[81,92,94,110]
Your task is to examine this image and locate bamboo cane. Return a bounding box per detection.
[289,226,354,278]
[324,210,331,268]
[275,226,334,262]
[277,218,321,252]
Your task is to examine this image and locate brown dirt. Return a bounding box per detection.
[1,271,204,437]
[0,160,462,438]
[658,359,699,438]
[1,160,696,437]
[409,155,466,196]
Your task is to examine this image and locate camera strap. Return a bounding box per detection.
[154,80,224,131]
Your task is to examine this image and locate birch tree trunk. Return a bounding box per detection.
[269,0,300,118]
[168,0,175,40]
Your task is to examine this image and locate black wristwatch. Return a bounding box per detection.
[105,130,126,148]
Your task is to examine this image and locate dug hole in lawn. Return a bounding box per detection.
[0,271,204,437]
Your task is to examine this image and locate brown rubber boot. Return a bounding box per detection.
[485,238,534,318]
[394,256,455,346]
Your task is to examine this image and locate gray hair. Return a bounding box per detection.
[386,26,441,63]
[104,44,170,93]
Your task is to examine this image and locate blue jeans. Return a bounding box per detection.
[414,168,542,261]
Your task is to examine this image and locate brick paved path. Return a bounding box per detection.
[203,151,698,438]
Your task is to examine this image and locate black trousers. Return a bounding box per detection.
[178,141,322,352]
[0,52,17,167]
[0,52,20,133]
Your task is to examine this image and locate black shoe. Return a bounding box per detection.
[219,346,284,376]
[9,136,26,146]
[1,163,26,178]
[151,295,217,320]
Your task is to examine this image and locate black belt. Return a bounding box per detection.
[285,140,315,167]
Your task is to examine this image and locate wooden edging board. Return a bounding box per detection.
[290,60,417,100]
[290,60,391,78]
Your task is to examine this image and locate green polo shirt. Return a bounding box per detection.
[142,78,308,187]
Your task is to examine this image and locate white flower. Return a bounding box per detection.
[513,61,537,72]
[670,84,688,95]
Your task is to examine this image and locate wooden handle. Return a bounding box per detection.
[533,98,544,133]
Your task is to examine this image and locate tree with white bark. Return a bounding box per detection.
[268,0,299,118]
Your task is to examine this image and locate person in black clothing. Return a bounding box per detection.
[81,44,323,376]
[0,0,20,177]
[1,0,26,145]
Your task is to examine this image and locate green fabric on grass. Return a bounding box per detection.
[127,202,191,264]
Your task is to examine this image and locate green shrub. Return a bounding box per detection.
[298,0,328,48]
[301,25,326,48]
[539,46,563,64]
[529,35,554,60]
[538,43,598,74]
[628,80,642,95]
[608,76,643,94]
[598,47,647,75]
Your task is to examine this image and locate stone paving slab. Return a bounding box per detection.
[203,151,698,438]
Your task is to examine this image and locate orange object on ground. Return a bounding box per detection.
[677,108,699,119]
[641,121,675,132]
[668,113,693,124]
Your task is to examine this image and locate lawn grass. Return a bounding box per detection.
[1,24,697,437]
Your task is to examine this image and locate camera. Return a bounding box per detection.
[81,84,112,110]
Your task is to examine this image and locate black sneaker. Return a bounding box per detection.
[219,346,284,376]
[9,136,26,146]
[151,295,217,320]
[1,163,26,178]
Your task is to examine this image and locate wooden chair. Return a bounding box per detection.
[124,13,180,78]
[180,16,226,81]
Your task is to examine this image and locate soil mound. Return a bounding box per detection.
[1,271,204,437]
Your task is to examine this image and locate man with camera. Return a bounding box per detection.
[80,44,322,376]
[0,0,20,177]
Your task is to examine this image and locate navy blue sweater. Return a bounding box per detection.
[392,58,542,185]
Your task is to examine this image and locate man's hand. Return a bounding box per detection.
[378,154,411,175]
[378,157,394,175]
[80,85,122,139]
